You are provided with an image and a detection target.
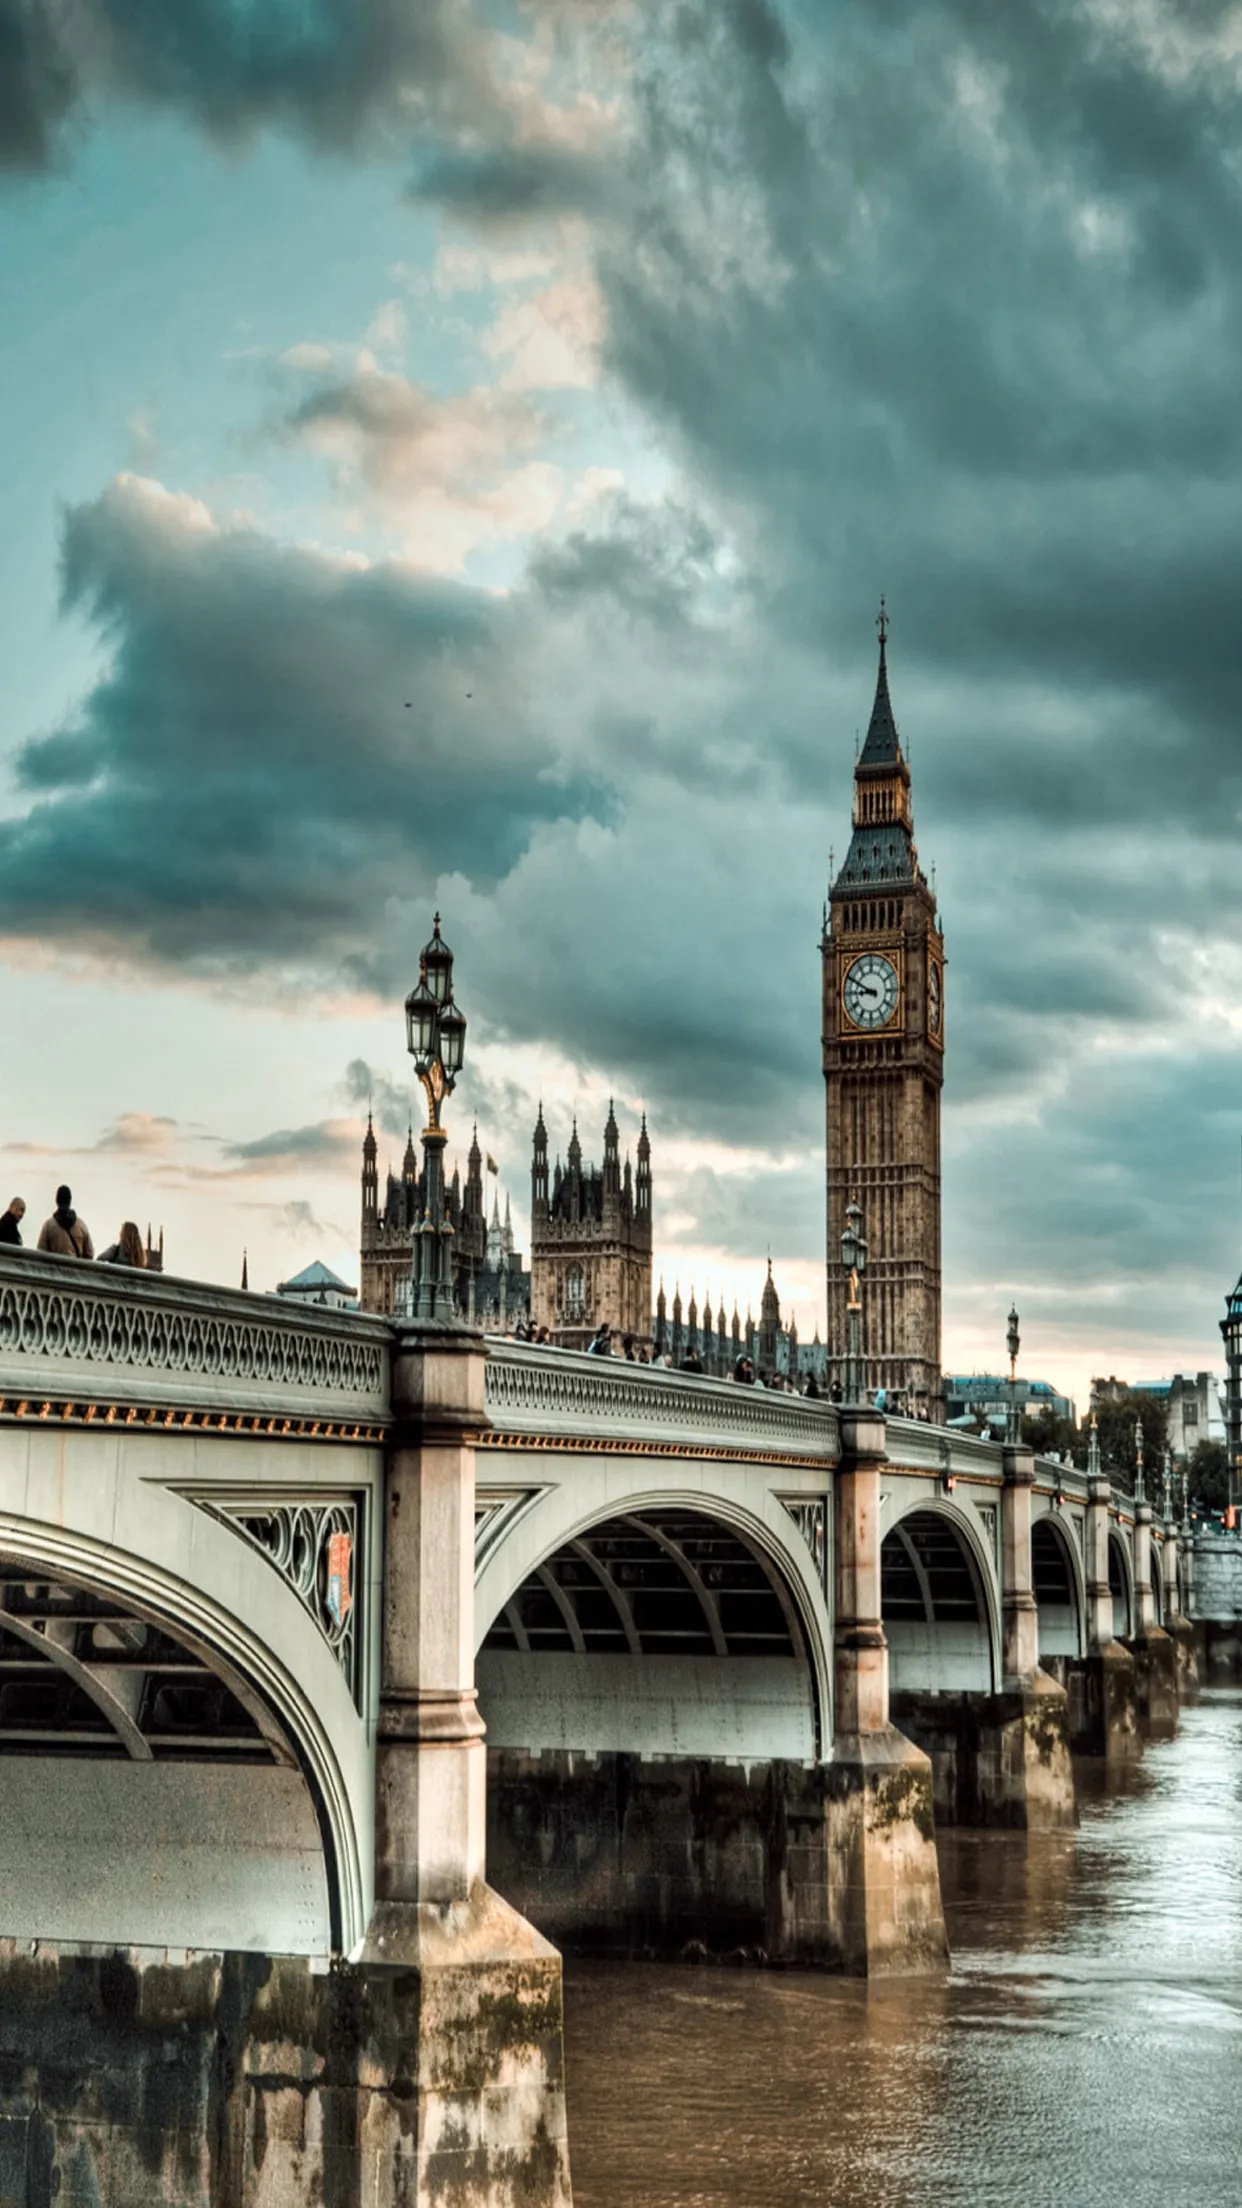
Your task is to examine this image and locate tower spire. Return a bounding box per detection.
[858,595,901,768]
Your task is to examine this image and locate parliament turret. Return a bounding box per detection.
[530,1103,653,1348]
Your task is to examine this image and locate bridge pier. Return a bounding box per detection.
[1126,1503,1178,1739]
[828,1409,947,1975]
[888,1447,1074,1831]
[1052,1475,1138,1760]
[1162,1527,1199,1702]
[362,1322,572,2207]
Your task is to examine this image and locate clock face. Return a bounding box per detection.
[928,961,943,1037]
[843,952,900,1031]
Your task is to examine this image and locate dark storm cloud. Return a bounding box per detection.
[0,0,477,172]
[343,1058,411,1141]
[0,475,601,972]
[222,1122,355,1170]
[0,1,78,170]
[11,0,1242,1353]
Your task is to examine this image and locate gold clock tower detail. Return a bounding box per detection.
[822,604,944,1413]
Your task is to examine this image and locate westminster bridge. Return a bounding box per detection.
[0,1250,1200,2207]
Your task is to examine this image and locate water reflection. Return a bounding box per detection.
[565,1692,1242,2208]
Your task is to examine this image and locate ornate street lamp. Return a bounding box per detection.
[404,914,468,1321]
[1220,1269,1242,1521]
[1178,1459,1190,1536]
[841,1200,868,1403]
[1133,1417,1146,1506]
[1006,1304,1020,1444]
[1161,1445,1174,1525]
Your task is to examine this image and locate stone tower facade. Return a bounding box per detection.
[822,609,944,1414]
[530,1104,652,1347]
[359,1115,489,1317]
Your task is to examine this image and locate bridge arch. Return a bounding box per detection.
[0,1507,370,1955]
[1108,1527,1133,1640]
[881,1501,1000,1695]
[1032,1513,1085,1660]
[475,1484,831,1762]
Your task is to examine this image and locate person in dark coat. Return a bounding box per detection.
[0,1198,25,1246]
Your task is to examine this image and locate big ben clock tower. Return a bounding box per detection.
[822,603,944,1414]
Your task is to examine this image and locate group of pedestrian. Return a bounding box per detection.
[0,1186,147,1268]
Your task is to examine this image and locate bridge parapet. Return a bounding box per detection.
[0,1247,390,1430]
[482,1338,839,1462]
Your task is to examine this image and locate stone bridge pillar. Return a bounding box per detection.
[1128,1503,1177,1738]
[826,1407,947,1975]
[992,1444,1075,1826]
[1162,1524,1200,1702]
[348,1322,572,2208]
[1078,1475,1137,1760]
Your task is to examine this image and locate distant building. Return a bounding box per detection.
[1092,1371,1222,1461]
[530,1104,652,1348]
[276,1259,358,1311]
[359,1115,530,1324]
[945,1375,1076,1429]
[652,1263,830,1385]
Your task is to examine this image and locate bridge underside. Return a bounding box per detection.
[0,1559,331,1955]
[479,1506,817,1762]
[478,1504,831,1962]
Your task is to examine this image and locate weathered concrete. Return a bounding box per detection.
[1197,1618,1242,1681]
[892,1673,1075,1831]
[1166,1614,1200,1701]
[1126,1627,1179,1739]
[823,1728,948,1977]
[1044,1641,1138,1760]
[833,1408,948,1973]
[486,1741,944,1974]
[0,1895,571,2208]
[488,1748,827,1965]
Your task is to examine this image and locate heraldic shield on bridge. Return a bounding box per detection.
[0,1240,1199,2205]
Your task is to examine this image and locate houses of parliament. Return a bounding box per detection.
[358,610,943,1408]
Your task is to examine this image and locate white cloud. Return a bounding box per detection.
[483,272,607,390]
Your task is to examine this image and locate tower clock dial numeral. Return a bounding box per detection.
[843,953,900,1031]
[928,960,943,1037]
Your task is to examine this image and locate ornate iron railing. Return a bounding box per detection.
[0,1249,390,1422]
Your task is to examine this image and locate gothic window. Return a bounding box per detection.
[567,1265,585,1317]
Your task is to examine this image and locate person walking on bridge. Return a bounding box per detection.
[37,1186,94,1260]
[0,1198,25,1246]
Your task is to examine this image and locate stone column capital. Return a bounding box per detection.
[1001,1443,1036,1487]
[837,1406,888,1463]
[391,1322,489,1436]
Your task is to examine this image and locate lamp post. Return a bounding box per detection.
[1133,1417,1145,1506]
[1006,1304,1020,1444]
[1161,1445,1174,1525]
[1178,1459,1190,1537]
[404,914,468,1322]
[841,1200,868,1404]
[1219,1271,1242,1520]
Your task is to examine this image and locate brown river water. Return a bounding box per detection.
[563,1691,1242,2208]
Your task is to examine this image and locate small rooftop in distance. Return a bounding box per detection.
[276,1259,358,1297]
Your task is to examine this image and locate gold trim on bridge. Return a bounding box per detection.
[0,1396,386,1445]
[471,1429,831,1469]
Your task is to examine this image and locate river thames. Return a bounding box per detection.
[564,1691,1242,2208]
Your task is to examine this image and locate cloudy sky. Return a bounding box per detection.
[3,0,1242,1404]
